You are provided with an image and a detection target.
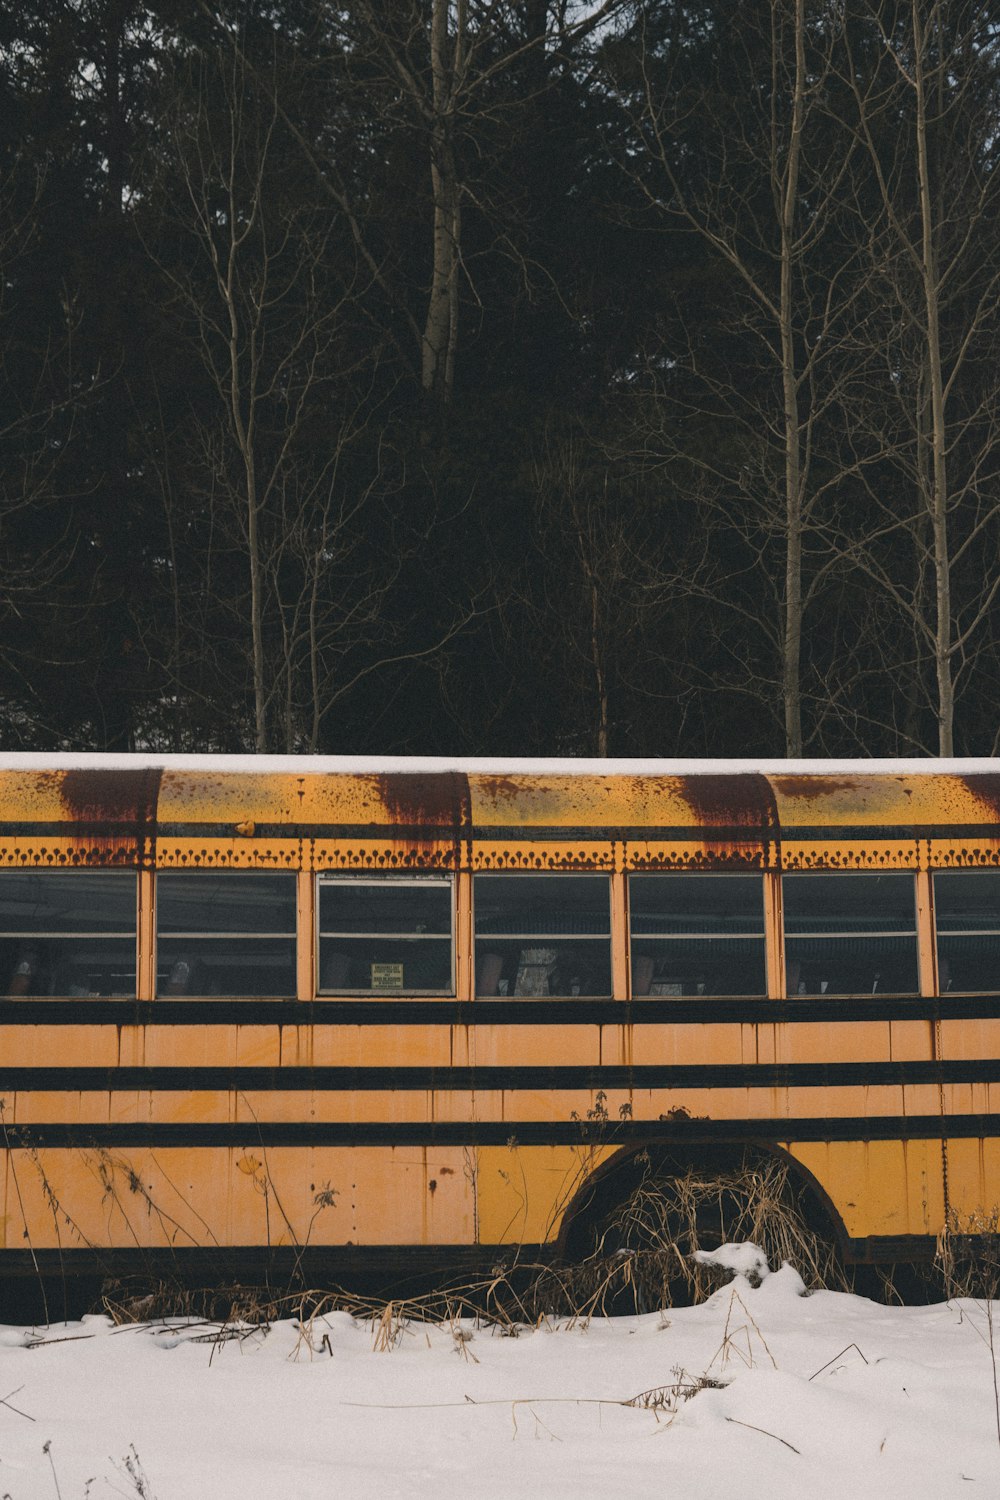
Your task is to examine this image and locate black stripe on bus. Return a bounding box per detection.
[0,1235,943,1282]
[1,820,997,842]
[2,1114,998,1148]
[0,1242,542,1282]
[2,995,1000,1025]
[0,1060,998,1092]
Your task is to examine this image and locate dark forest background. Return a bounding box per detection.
[2,0,1000,759]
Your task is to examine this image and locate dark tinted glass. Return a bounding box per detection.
[0,872,135,934]
[320,881,451,936]
[318,878,454,994]
[155,873,296,997]
[1,938,136,997]
[0,873,137,998]
[474,876,611,997]
[629,876,765,996]
[319,939,453,993]
[784,874,917,996]
[631,937,765,996]
[629,875,763,935]
[783,875,915,934]
[935,872,1000,993]
[157,873,296,934]
[157,938,296,997]
[474,876,610,936]
[935,872,1000,931]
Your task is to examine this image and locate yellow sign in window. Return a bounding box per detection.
[371,962,404,989]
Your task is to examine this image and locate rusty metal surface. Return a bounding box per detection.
[469,772,771,840]
[1,760,998,1264]
[0,767,996,869]
[671,772,778,830]
[470,773,631,828]
[955,773,1000,823]
[771,773,997,828]
[0,767,163,865]
[0,767,162,826]
[52,767,162,826]
[371,771,471,833]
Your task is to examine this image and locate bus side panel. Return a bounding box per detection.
[0,1144,476,1252]
[789,1139,947,1242]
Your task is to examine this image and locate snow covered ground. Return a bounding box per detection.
[1,1257,998,1499]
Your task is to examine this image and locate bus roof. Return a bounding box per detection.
[0,753,995,776]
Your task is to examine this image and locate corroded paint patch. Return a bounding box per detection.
[371,772,471,834]
[53,768,163,826]
[956,775,1000,825]
[674,774,778,831]
[772,775,865,801]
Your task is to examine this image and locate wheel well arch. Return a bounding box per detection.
[554,1136,853,1265]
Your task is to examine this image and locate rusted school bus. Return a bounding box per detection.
[1,754,1000,1296]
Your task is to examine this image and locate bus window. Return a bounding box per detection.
[629,874,765,996]
[474,875,611,998]
[0,871,136,998]
[156,872,296,997]
[783,873,917,996]
[934,871,1000,993]
[317,877,453,994]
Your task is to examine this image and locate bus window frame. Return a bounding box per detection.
[0,869,139,1000]
[932,869,1000,995]
[781,870,919,998]
[473,871,613,1000]
[316,873,456,997]
[153,869,299,999]
[627,871,768,998]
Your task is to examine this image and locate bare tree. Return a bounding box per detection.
[508,420,686,757]
[832,0,1000,755]
[622,0,872,754]
[140,23,499,751]
[345,0,625,405]
[0,162,110,743]
[145,32,395,751]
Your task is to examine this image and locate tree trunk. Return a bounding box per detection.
[780,0,806,758]
[222,236,267,753]
[421,0,462,403]
[913,0,953,756]
[243,447,267,754]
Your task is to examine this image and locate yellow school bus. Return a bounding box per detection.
[1,754,998,1298]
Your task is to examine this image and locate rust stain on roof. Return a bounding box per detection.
[46,767,163,827]
[770,775,866,801]
[474,775,524,806]
[674,774,778,832]
[955,774,1000,824]
[371,772,471,837]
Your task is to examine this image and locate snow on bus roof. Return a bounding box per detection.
[0,753,995,775]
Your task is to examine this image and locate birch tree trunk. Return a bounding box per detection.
[779,0,807,758]
[912,0,954,755]
[629,0,847,756]
[353,0,621,407]
[836,0,1000,755]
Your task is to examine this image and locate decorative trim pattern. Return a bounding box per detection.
[156,839,301,869]
[625,843,768,870]
[929,842,1000,867]
[472,842,613,870]
[780,841,919,870]
[312,840,458,871]
[0,841,140,867]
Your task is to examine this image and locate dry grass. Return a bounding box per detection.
[551,1150,852,1313]
[933,1208,1000,1457]
[934,1208,1000,1302]
[95,1154,849,1334]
